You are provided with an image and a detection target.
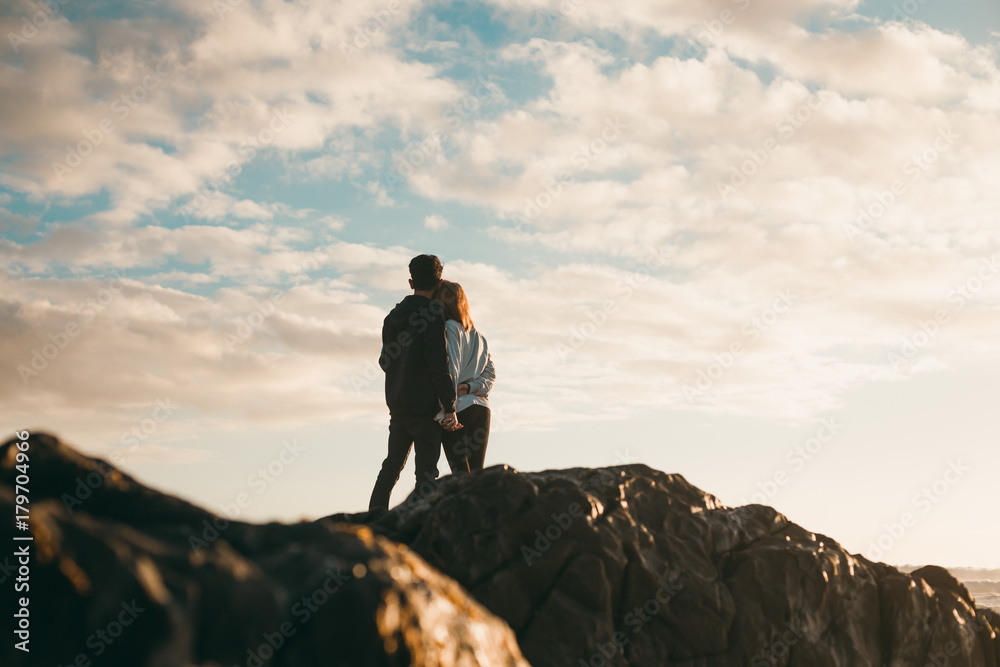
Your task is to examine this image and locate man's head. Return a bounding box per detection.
[408,254,443,292]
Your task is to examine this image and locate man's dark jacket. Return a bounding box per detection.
[380,295,457,416]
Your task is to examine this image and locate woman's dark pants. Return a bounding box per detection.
[442,405,491,475]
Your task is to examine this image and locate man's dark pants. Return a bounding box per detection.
[369,413,442,511]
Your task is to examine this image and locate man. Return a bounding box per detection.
[368,254,459,512]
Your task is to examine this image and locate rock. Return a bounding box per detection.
[339,464,1000,667]
[910,564,975,607]
[5,432,998,667]
[0,434,529,667]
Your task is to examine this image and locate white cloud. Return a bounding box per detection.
[0,207,39,235]
[0,0,462,223]
[424,213,449,230]
[3,1,1000,436]
[487,0,860,38]
[0,273,385,441]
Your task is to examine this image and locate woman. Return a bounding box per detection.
[433,280,495,474]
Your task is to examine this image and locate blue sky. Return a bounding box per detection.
[2,0,999,568]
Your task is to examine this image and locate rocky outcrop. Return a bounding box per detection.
[3,433,998,667]
[337,464,1000,667]
[0,434,528,667]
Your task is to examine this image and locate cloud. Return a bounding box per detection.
[399,21,1000,327]
[0,273,385,440]
[2,0,999,439]
[423,213,448,230]
[488,0,860,37]
[0,0,463,223]
[0,207,39,235]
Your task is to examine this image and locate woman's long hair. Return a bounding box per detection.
[433,280,474,331]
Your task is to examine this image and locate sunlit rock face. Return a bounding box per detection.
[0,433,529,667]
[343,464,1000,667]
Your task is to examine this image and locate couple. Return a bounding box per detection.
[368,254,496,512]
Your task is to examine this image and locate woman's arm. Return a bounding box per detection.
[476,356,495,396]
[467,344,495,397]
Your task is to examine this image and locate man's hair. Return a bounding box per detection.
[409,254,443,290]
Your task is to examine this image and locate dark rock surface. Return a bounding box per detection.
[333,464,1000,667]
[0,434,528,667]
[3,433,999,667]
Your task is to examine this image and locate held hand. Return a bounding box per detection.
[457,383,470,397]
[442,412,462,431]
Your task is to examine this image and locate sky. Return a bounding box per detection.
[1,0,999,569]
